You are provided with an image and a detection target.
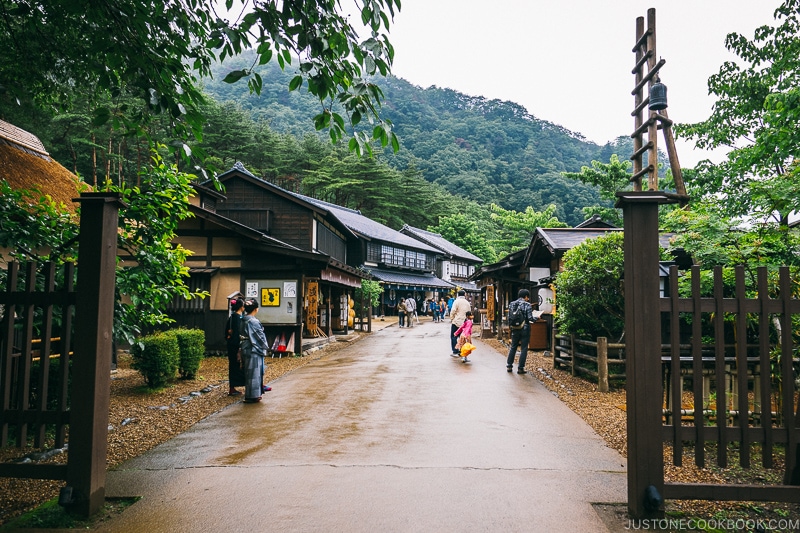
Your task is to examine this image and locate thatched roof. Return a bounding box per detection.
[0,119,88,213]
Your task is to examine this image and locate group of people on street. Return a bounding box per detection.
[395,287,542,374]
[426,297,448,322]
[397,294,417,327]
[226,288,541,400]
[225,298,273,403]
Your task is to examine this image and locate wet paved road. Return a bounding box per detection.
[101,320,626,532]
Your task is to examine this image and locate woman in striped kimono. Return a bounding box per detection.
[240,299,268,403]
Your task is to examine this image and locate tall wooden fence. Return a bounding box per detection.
[618,191,800,517]
[659,265,800,503]
[1,261,74,457]
[0,192,122,517]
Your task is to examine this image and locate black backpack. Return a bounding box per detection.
[508,300,525,330]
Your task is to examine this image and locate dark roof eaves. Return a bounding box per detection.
[401,225,482,262]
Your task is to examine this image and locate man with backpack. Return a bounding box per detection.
[506,289,542,374]
[404,294,417,328]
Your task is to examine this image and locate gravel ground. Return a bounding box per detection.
[489,338,799,531]
[2,331,798,529]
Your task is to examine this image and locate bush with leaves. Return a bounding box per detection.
[354,279,382,316]
[113,154,207,345]
[169,328,205,380]
[556,232,626,342]
[130,332,180,388]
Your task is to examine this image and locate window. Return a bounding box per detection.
[367,242,381,263]
[317,223,346,263]
[166,272,209,312]
[393,247,405,267]
[451,261,469,278]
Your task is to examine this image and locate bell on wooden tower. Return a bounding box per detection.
[648,80,668,110]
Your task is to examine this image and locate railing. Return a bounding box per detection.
[1,262,75,453]
[553,332,625,392]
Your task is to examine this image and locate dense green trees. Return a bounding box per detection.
[0,0,401,155]
[675,0,800,230]
[428,214,497,264]
[668,0,800,270]
[200,60,623,226]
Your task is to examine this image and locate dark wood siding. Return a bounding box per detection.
[218,179,313,250]
[317,222,346,263]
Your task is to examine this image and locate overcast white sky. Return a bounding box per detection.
[381,0,780,167]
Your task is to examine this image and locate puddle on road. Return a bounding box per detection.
[218,360,387,465]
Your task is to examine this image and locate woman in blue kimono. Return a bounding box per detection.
[240,299,268,403]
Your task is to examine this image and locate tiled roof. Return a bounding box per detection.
[526,227,680,267]
[537,227,621,253]
[366,268,454,289]
[288,193,441,253]
[575,215,618,229]
[400,225,483,262]
[454,280,479,292]
[209,163,438,254]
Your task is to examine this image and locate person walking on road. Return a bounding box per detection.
[438,298,447,323]
[397,297,406,328]
[404,294,417,328]
[224,298,246,396]
[449,290,471,356]
[505,289,542,374]
[454,310,474,363]
[240,299,269,403]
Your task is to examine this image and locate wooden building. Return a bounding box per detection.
[170,163,368,353]
[288,193,453,316]
[473,217,688,349]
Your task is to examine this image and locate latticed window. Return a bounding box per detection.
[367,242,381,262]
[393,247,405,267]
[166,271,210,312]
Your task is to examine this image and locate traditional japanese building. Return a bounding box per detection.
[287,194,453,316]
[171,163,369,354]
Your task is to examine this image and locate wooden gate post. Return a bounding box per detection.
[617,191,672,518]
[66,192,123,517]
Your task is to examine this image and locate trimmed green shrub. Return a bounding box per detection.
[170,328,205,379]
[131,331,179,388]
[29,357,71,411]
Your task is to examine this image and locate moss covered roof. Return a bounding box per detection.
[0,120,89,213]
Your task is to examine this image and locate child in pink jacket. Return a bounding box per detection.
[454,311,474,362]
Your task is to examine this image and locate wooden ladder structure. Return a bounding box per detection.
[631,8,687,201]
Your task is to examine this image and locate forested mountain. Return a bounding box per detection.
[0,51,636,262]
[202,56,633,226]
